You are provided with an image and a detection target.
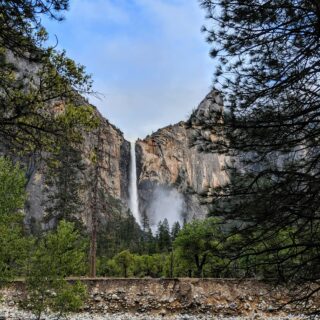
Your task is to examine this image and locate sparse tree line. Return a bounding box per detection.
[1,154,309,285]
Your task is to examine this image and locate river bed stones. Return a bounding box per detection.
[0,279,319,319]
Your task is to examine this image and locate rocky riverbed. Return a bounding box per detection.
[0,306,314,320]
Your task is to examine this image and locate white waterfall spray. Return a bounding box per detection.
[129,141,141,226]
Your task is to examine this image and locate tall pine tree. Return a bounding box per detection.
[195,0,320,304]
[44,143,85,227]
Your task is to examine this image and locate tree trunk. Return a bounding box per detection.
[194,254,207,278]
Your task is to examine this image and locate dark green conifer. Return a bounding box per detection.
[195,0,320,299]
[156,219,171,252]
[171,221,181,241]
[44,143,85,227]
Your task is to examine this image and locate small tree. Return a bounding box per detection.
[0,157,29,282]
[25,220,87,320]
[0,157,26,217]
[156,219,171,252]
[114,250,134,278]
[171,221,181,241]
[174,218,223,277]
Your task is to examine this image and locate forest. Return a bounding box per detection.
[1,0,320,318]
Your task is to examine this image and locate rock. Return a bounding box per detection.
[228,302,237,310]
[179,283,192,298]
[7,301,15,307]
[267,305,276,312]
[244,302,252,310]
[137,90,228,222]
[159,308,167,316]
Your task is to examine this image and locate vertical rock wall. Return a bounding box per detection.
[23,109,132,231]
[136,91,229,224]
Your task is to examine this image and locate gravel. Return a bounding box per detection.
[0,306,312,320]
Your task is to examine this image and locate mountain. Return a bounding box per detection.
[136,90,229,228]
[2,52,227,232]
[20,108,131,232]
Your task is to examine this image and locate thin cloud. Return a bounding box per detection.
[44,0,213,140]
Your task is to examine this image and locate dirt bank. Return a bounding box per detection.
[1,278,319,318]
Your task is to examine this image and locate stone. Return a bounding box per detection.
[159,308,167,316]
[244,302,252,311]
[111,294,119,300]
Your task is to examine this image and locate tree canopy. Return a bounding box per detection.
[194,0,320,302]
[0,0,69,58]
[0,0,96,153]
[174,217,223,277]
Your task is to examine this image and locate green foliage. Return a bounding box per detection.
[0,157,26,217]
[171,221,181,241]
[44,143,85,227]
[114,250,134,278]
[156,218,171,252]
[0,220,32,282]
[50,281,87,316]
[97,206,144,259]
[25,220,87,319]
[0,1,98,153]
[174,217,223,277]
[99,252,168,278]
[0,157,29,282]
[193,2,320,304]
[0,1,69,57]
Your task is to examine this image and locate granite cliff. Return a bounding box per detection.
[0,49,132,231]
[136,90,229,227]
[22,108,132,231]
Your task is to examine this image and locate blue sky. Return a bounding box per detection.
[44,0,213,139]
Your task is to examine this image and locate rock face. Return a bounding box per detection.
[23,109,131,231]
[136,91,229,226]
[2,51,228,232]
[0,50,132,231]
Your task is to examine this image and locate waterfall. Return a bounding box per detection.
[129,141,141,226]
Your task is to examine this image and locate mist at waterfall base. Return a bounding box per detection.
[148,186,185,233]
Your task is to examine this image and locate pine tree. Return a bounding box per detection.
[0,1,69,58]
[25,220,87,320]
[89,130,102,278]
[156,219,171,252]
[196,0,320,303]
[171,221,181,241]
[174,218,222,277]
[0,0,95,152]
[44,143,85,227]
[0,157,29,282]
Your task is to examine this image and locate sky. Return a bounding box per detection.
[44,0,214,140]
